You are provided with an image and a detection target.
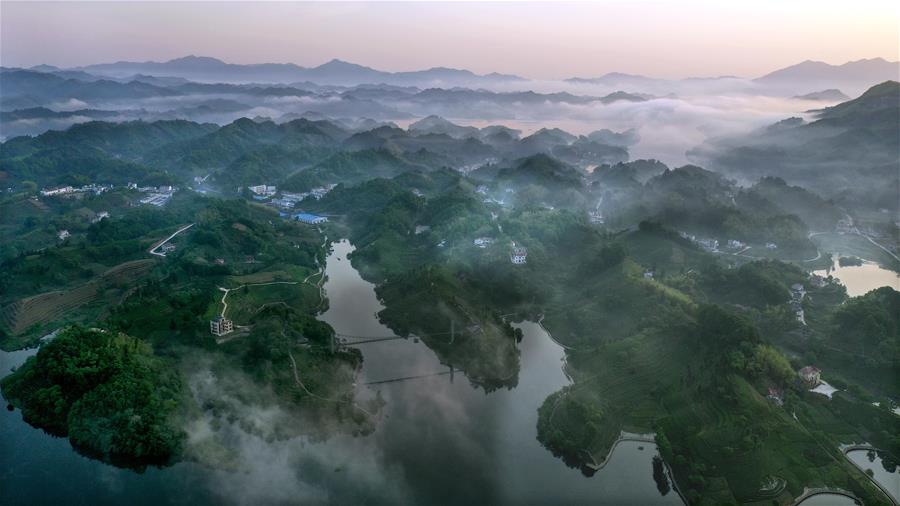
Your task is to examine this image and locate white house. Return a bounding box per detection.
[810,274,827,288]
[799,366,821,386]
[473,237,494,248]
[92,211,110,223]
[210,316,234,336]
[698,238,719,252]
[57,229,70,240]
[510,243,527,264]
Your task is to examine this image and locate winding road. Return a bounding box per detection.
[148,223,194,257]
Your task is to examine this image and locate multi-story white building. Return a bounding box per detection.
[248,184,277,196]
[798,366,821,386]
[210,316,234,336]
[510,243,527,264]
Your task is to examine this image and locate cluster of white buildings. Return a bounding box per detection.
[248,184,277,197]
[681,232,721,253]
[40,183,112,197]
[91,211,110,223]
[128,183,175,193]
[309,184,337,199]
[139,191,175,207]
[726,239,746,250]
[124,183,178,207]
[266,185,337,208]
[588,210,604,224]
[790,283,806,325]
[41,186,74,196]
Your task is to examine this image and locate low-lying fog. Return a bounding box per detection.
[2,79,843,167]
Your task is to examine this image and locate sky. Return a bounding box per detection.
[1,1,898,79]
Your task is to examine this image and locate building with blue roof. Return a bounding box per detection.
[293,213,328,224]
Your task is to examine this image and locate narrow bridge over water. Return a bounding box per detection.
[333,327,457,385]
[790,487,862,506]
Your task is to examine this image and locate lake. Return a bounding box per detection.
[0,239,681,505]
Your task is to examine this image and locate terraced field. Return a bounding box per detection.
[0,259,157,345]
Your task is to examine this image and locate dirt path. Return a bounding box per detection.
[287,350,373,417]
[218,281,300,318]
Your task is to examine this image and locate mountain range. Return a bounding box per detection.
[753,58,899,94]
[69,55,526,87]
[21,55,896,93]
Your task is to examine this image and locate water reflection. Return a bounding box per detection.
[797,494,859,506]
[316,239,682,504]
[0,239,681,505]
[845,450,899,503]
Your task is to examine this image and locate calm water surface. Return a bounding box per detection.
[0,239,680,505]
[814,259,900,297]
[845,449,900,503]
[797,494,859,506]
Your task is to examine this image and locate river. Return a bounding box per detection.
[797,494,859,506]
[0,239,680,505]
[845,449,900,504]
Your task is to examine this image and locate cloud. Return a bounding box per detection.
[179,363,412,506]
[49,98,89,111]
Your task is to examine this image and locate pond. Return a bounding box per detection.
[814,258,900,297]
[0,239,681,505]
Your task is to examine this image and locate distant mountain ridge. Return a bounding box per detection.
[75,55,526,87]
[754,58,899,94]
[756,58,899,83]
[793,89,849,101]
[15,55,900,92]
